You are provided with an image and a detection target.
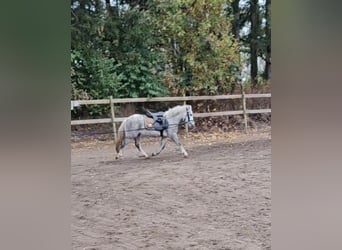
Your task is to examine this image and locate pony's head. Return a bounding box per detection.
[185,105,195,127]
[165,105,195,127]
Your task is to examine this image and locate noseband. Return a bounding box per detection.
[185,108,193,124]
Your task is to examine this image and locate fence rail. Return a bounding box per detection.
[72,93,271,106]
[71,93,271,138]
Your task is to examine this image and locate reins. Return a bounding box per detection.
[120,120,191,133]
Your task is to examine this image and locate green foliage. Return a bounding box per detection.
[71,0,271,117]
[236,0,271,84]
[147,0,240,95]
[71,0,168,116]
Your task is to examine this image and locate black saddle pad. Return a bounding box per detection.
[153,118,169,131]
[145,110,168,131]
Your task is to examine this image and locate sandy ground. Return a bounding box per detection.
[71,130,271,250]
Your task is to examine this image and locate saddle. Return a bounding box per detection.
[145,110,169,135]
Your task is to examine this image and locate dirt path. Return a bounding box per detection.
[72,131,271,250]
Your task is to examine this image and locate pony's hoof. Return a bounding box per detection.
[116,154,122,160]
[183,153,188,158]
[151,153,156,157]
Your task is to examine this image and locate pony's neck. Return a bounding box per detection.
[165,106,185,123]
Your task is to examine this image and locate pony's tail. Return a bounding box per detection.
[115,121,125,153]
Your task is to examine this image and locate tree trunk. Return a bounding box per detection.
[231,0,240,94]
[264,0,271,80]
[232,0,240,40]
[250,0,259,88]
[105,0,111,13]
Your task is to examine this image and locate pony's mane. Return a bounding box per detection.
[164,105,186,118]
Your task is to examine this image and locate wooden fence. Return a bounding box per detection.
[71,93,271,140]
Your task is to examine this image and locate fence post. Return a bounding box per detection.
[241,86,248,133]
[110,96,117,142]
[183,94,188,136]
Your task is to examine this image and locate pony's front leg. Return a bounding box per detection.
[170,133,188,157]
[152,137,167,156]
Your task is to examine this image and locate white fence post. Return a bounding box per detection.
[241,87,248,133]
[110,96,117,142]
[183,93,188,135]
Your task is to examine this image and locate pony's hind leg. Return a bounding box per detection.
[115,139,127,159]
[170,133,188,157]
[134,134,149,158]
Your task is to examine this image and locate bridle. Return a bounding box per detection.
[185,107,193,124]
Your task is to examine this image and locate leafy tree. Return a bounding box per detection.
[147,0,239,95]
[238,0,271,85]
[71,0,271,106]
[71,0,168,101]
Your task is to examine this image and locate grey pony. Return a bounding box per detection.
[115,105,195,159]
